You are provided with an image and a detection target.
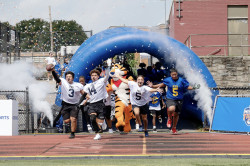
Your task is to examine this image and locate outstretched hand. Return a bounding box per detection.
[147,81,153,87]
[193,83,201,89]
[156,87,163,93]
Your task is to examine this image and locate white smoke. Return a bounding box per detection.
[164,39,213,123]
[0,61,54,126]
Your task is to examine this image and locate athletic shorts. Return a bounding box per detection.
[82,103,89,113]
[132,104,149,115]
[61,101,79,120]
[104,106,111,120]
[150,109,161,115]
[166,99,183,114]
[88,100,105,120]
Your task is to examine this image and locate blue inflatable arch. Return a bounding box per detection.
[64,27,217,122]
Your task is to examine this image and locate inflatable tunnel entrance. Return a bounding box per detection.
[62,27,218,123]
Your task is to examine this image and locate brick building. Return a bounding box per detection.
[169,0,250,56]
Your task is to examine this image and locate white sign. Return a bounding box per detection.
[0,100,18,136]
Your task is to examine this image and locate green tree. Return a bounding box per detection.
[1,21,14,29]
[125,53,139,76]
[15,18,50,51]
[52,20,87,52]
[15,18,88,52]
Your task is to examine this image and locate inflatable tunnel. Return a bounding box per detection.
[58,27,218,123]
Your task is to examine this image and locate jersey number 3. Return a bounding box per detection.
[68,89,74,97]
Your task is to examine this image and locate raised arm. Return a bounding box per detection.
[147,81,165,88]
[187,83,200,90]
[52,69,62,85]
[149,87,163,93]
[103,67,110,83]
[116,74,128,84]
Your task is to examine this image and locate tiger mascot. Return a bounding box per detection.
[106,64,134,133]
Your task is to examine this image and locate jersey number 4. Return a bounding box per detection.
[88,87,97,95]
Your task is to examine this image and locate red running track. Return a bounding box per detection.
[0,132,250,157]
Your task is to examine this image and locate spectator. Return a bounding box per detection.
[152,62,165,83]
[137,63,147,77]
[44,52,56,81]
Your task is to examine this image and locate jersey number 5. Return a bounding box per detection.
[136,92,141,100]
[173,87,178,97]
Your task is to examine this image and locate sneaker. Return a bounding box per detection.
[167,119,172,128]
[87,124,93,132]
[171,128,177,134]
[135,124,139,131]
[108,128,114,133]
[144,131,149,137]
[158,117,162,124]
[138,126,143,132]
[69,133,75,139]
[153,128,157,133]
[94,133,101,140]
[120,131,128,135]
[101,120,107,130]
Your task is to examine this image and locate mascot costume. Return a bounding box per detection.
[107,64,134,132]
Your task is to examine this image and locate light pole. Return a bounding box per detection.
[49,6,53,52]
[165,0,167,26]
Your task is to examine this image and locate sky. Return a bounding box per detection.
[0,0,173,34]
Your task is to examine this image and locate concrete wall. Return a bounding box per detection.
[200,56,250,87]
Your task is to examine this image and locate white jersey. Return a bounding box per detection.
[84,78,108,103]
[45,57,56,65]
[104,92,116,106]
[128,81,152,106]
[60,78,84,104]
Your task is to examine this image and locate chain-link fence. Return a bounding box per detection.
[0,23,20,64]
[0,89,61,134]
[211,87,250,95]
[0,89,31,134]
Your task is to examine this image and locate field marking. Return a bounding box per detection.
[1,154,250,158]
[142,136,146,155]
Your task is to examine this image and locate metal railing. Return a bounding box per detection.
[184,34,250,56]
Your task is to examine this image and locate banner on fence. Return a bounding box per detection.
[211,96,250,132]
[0,100,18,136]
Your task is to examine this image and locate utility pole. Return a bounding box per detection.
[49,6,53,52]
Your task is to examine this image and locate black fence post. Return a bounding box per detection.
[25,87,30,133]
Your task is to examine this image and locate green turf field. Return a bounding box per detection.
[0,158,250,166]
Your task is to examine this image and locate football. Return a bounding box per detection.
[46,64,55,71]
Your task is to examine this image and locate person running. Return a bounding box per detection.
[79,76,93,132]
[149,90,166,132]
[51,70,88,139]
[83,68,110,140]
[147,68,200,134]
[115,74,162,137]
[104,84,115,133]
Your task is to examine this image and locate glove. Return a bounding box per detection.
[193,83,201,89]
[102,61,108,69]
